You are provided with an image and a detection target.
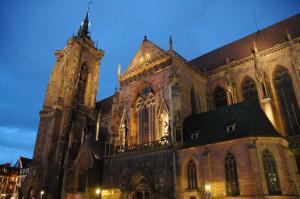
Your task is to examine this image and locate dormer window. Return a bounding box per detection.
[191,132,199,140]
[226,123,236,133]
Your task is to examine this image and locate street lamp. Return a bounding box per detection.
[40,190,45,199]
[205,184,211,199]
[95,188,101,198]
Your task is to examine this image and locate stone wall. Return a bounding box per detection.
[102,149,175,199]
[177,137,300,199]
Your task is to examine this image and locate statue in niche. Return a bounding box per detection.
[252,44,270,99]
[255,62,270,99]
[224,67,236,104]
[124,119,128,147]
[226,80,235,105]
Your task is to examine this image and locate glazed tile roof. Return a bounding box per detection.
[183,100,281,146]
[189,13,300,72]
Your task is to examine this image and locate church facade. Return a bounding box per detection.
[21,13,300,199]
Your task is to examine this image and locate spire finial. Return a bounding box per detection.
[286,28,292,41]
[144,35,147,41]
[252,41,258,54]
[77,1,93,39]
[118,64,121,78]
[169,35,173,51]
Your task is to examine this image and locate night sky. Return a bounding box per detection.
[1,0,300,164]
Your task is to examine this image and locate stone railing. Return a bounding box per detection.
[113,136,171,156]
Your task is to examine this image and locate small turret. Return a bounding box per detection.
[169,36,173,51]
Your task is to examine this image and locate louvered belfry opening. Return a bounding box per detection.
[76,64,88,105]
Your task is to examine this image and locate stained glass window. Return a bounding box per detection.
[225,153,239,196]
[242,77,258,101]
[274,67,300,136]
[191,88,197,114]
[187,160,197,189]
[214,86,227,108]
[136,87,155,144]
[263,150,281,195]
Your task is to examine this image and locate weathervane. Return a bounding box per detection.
[88,1,93,13]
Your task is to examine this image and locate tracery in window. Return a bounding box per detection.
[191,88,197,114]
[136,86,156,144]
[241,76,258,101]
[214,86,227,108]
[263,150,281,195]
[187,160,197,189]
[274,67,300,136]
[225,153,239,196]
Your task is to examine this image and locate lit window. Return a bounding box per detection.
[263,150,281,195]
[225,153,239,196]
[136,86,156,144]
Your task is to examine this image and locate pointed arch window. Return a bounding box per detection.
[274,67,300,136]
[263,150,281,195]
[214,86,227,108]
[242,77,258,101]
[191,88,197,114]
[225,153,239,196]
[187,160,197,189]
[76,64,88,104]
[136,86,156,144]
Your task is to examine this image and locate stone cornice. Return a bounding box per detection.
[119,49,204,86]
[67,37,104,59]
[119,52,171,81]
[206,37,300,77]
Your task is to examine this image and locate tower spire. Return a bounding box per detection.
[78,11,90,39]
[78,1,93,39]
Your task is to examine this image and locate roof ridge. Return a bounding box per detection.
[189,12,300,71]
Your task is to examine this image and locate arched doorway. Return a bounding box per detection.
[130,173,152,199]
[135,177,151,199]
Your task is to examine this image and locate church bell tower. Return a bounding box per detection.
[22,12,104,199]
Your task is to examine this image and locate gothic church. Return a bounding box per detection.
[21,12,300,199]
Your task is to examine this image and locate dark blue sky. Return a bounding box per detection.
[1,0,300,163]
